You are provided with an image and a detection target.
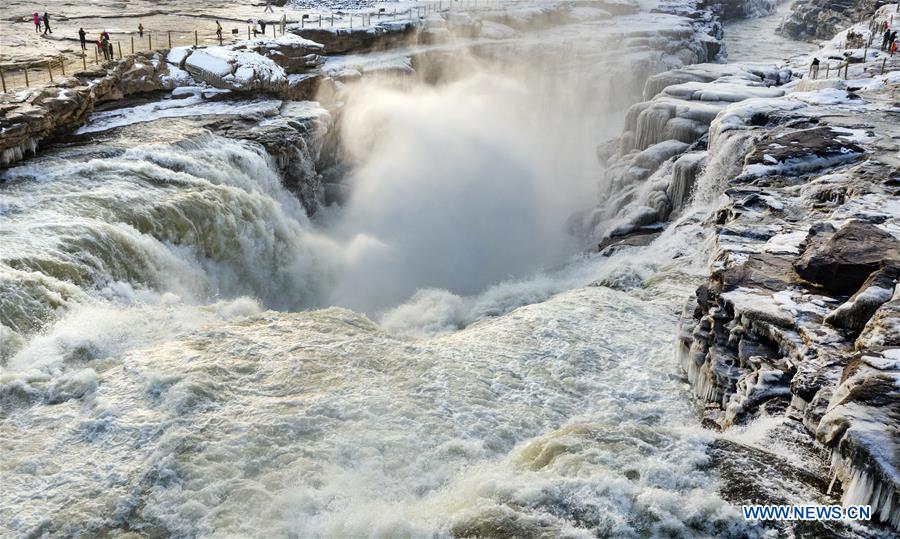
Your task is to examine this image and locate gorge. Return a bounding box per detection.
[1,1,898,537]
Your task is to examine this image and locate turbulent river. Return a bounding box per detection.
[0,6,820,538]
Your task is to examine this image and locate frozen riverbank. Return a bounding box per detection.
[579,2,900,533]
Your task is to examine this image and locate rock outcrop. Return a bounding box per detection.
[674,75,900,530]
[705,0,778,20]
[575,5,900,527]
[210,101,333,214]
[0,54,182,166]
[576,62,792,249]
[293,21,420,55]
[781,0,891,40]
[794,220,900,295]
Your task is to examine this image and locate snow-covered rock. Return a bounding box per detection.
[675,53,900,534]
[578,62,792,246]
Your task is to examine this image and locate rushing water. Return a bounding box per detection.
[0,3,852,537]
[0,125,751,536]
[723,0,818,62]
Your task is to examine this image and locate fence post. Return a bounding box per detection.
[131,36,135,54]
[882,57,887,74]
[95,46,99,64]
[82,53,87,70]
[248,26,251,40]
[194,30,198,46]
[331,13,334,26]
[24,66,29,87]
[0,68,6,93]
[47,61,53,82]
[118,42,123,59]
[149,33,152,51]
[319,15,322,27]
[218,33,223,45]
[826,64,830,77]
[59,55,65,76]
[168,31,172,49]
[272,24,276,38]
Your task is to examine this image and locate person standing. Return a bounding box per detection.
[883,28,892,50]
[42,12,52,35]
[260,20,267,35]
[280,13,287,35]
[809,57,820,79]
[216,20,223,40]
[33,12,41,33]
[102,33,111,60]
[138,23,144,37]
[78,28,87,50]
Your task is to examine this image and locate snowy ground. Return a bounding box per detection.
[0,0,519,65]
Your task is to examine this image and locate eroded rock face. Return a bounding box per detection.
[816,351,900,528]
[208,102,332,215]
[781,0,890,40]
[292,22,419,55]
[826,267,899,334]
[0,53,176,166]
[705,0,778,20]
[794,220,900,295]
[673,68,900,529]
[576,62,791,247]
[858,287,900,349]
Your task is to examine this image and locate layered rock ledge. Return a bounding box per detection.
[678,81,899,529]
[582,3,899,531]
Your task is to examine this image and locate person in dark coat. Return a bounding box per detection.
[78,28,87,50]
[883,29,892,50]
[42,12,52,34]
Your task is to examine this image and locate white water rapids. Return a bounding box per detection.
[0,109,753,537]
[0,8,806,538]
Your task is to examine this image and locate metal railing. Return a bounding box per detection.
[0,0,548,94]
[808,54,893,81]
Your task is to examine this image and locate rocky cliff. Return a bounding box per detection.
[782,0,891,39]
[678,76,899,530]
[583,4,899,532]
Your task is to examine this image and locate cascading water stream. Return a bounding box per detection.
[0,68,741,535]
